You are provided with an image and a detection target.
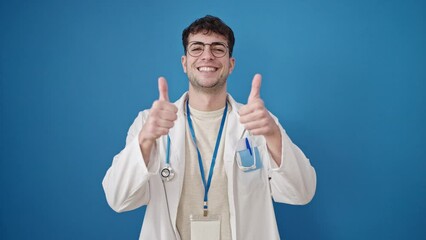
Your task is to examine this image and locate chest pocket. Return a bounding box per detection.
[234,136,267,194]
[235,136,263,171]
[237,146,263,172]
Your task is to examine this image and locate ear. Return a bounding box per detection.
[181,55,187,73]
[229,57,235,74]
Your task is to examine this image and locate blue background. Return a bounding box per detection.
[1,0,425,239]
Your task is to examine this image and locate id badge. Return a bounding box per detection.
[190,214,220,240]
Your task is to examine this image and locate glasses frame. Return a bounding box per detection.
[187,41,229,58]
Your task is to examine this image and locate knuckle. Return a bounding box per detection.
[253,102,261,110]
[172,105,178,112]
[150,111,160,120]
[152,100,160,108]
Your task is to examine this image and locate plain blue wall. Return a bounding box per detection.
[1,0,425,239]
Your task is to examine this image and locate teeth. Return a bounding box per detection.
[198,67,217,72]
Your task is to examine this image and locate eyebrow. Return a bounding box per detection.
[189,41,227,46]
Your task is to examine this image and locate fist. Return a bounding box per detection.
[239,74,279,137]
[139,77,178,144]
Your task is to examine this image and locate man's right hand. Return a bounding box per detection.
[139,77,178,163]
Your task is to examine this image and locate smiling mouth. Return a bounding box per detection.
[197,67,218,72]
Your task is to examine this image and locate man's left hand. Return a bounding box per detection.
[239,74,282,165]
[239,74,280,137]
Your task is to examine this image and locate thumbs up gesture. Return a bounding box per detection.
[239,74,280,138]
[139,77,178,160]
[239,74,282,164]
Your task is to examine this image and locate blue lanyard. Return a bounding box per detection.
[186,99,228,216]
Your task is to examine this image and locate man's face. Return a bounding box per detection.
[181,32,235,94]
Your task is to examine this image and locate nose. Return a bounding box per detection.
[200,45,214,60]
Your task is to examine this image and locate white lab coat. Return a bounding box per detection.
[102,93,316,240]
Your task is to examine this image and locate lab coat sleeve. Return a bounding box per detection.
[102,110,160,213]
[267,116,317,205]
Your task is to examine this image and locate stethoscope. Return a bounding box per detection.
[160,135,175,181]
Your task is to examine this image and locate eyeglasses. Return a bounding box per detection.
[187,41,229,58]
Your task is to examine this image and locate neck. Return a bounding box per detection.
[188,87,227,111]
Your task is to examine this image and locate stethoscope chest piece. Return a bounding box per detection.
[160,164,175,182]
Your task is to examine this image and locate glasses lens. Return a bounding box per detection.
[188,43,204,57]
[210,43,227,58]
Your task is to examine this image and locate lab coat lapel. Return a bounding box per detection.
[163,94,187,236]
[224,95,246,162]
[223,95,246,240]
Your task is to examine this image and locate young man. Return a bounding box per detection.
[103,15,316,240]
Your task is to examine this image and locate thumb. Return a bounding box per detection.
[158,77,169,102]
[248,74,262,103]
